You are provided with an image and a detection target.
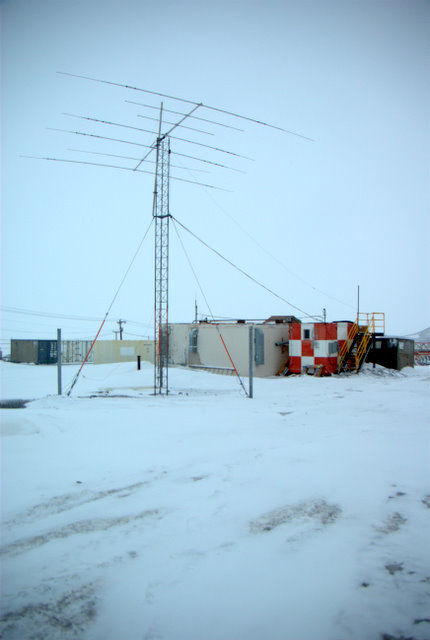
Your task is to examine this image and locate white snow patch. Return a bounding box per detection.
[1,361,429,640]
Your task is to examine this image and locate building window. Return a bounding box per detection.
[304,329,311,340]
[254,328,264,365]
[189,328,198,353]
[328,341,338,355]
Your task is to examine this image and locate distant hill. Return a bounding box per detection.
[405,327,430,342]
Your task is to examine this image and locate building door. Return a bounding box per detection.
[37,340,58,364]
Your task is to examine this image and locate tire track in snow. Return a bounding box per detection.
[1,509,161,557]
[4,473,166,528]
[249,498,342,534]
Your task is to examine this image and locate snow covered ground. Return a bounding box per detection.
[1,360,429,640]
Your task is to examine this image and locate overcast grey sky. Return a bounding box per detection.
[1,0,429,349]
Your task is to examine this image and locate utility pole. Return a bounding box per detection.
[117,319,126,340]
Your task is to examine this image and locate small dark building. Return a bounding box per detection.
[366,337,415,371]
[11,339,58,365]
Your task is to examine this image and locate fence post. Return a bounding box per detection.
[249,325,254,399]
[57,328,62,395]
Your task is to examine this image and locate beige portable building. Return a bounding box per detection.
[168,320,293,378]
[92,340,154,365]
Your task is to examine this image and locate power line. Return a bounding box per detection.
[0,308,152,327]
[1,306,114,322]
[172,220,249,397]
[171,216,320,321]
[170,154,355,312]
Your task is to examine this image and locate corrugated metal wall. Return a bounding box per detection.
[62,341,94,364]
[10,339,154,365]
[11,340,94,364]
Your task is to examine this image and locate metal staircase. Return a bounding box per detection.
[337,313,385,373]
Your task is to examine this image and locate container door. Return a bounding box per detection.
[37,340,58,364]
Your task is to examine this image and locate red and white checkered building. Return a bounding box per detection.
[288,321,353,375]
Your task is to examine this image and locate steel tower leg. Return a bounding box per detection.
[153,136,170,394]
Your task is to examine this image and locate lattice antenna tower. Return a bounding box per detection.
[149,101,202,394]
[152,107,170,394]
[29,72,313,396]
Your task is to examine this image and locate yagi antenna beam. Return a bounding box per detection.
[60,113,253,160]
[67,148,210,173]
[57,71,314,141]
[127,100,245,132]
[22,155,230,191]
[50,129,243,171]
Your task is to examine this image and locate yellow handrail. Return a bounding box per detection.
[337,322,358,372]
[337,312,385,373]
[355,329,371,371]
[358,312,385,334]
